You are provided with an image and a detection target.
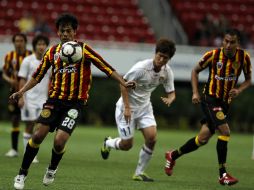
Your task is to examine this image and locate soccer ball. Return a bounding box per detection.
[60,41,83,64]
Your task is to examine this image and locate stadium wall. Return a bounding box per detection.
[1,40,254,83]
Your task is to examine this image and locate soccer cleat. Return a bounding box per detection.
[14,174,26,190]
[165,150,176,176]
[219,173,238,186]
[32,156,39,164]
[5,149,18,157]
[132,173,154,182]
[101,136,111,160]
[43,167,57,186]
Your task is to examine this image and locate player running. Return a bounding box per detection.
[101,38,176,182]
[164,29,252,186]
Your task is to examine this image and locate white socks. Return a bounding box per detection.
[23,132,32,153]
[135,144,153,175]
[106,137,121,149]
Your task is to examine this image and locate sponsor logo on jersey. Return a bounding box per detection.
[212,107,222,111]
[59,65,77,73]
[215,74,237,81]
[68,109,78,119]
[40,108,51,118]
[44,104,54,109]
[216,111,225,120]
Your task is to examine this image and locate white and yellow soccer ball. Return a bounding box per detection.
[60,41,83,64]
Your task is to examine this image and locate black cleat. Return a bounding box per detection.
[101,136,111,160]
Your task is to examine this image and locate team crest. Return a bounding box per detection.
[54,52,60,62]
[216,111,225,120]
[40,109,51,118]
[232,61,240,70]
[68,109,78,119]
[11,60,17,65]
[216,62,223,69]
[159,76,165,83]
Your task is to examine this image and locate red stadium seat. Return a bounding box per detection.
[170,0,254,47]
[0,0,155,43]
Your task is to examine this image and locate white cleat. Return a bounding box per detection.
[5,149,18,157]
[14,174,26,190]
[43,168,57,186]
[32,156,39,164]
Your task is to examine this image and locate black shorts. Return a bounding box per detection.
[200,95,229,134]
[37,98,84,135]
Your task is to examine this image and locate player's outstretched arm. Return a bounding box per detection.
[110,71,136,88]
[9,77,38,101]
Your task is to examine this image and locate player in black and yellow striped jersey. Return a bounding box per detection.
[165,29,252,185]
[2,33,32,158]
[10,13,136,190]
[32,41,116,101]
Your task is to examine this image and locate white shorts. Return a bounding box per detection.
[21,105,42,121]
[115,103,156,140]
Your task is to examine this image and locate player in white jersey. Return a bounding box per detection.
[101,38,176,181]
[18,35,50,163]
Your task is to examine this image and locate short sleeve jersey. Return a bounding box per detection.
[118,58,175,109]
[18,54,51,106]
[32,42,115,102]
[199,47,252,103]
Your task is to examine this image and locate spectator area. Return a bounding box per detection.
[170,0,254,47]
[0,0,155,43]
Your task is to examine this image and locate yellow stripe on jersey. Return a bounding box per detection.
[59,71,67,100]
[78,59,84,98]
[69,72,75,99]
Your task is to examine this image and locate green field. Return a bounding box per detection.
[0,122,253,190]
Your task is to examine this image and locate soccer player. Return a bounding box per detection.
[2,33,32,157]
[164,29,252,186]
[10,13,135,190]
[101,38,176,182]
[18,34,50,164]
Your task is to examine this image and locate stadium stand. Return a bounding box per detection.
[0,0,155,43]
[169,0,253,47]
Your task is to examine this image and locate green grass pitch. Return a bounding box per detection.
[0,122,253,190]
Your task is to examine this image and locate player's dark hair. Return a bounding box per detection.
[12,33,27,43]
[32,34,50,51]
[55,13,78,30]
[155,38,176,58]
[225,28,241,42]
